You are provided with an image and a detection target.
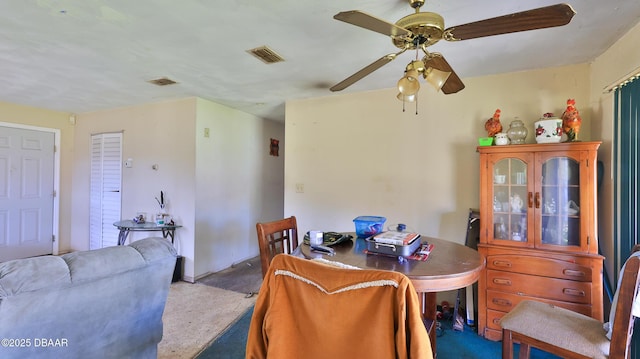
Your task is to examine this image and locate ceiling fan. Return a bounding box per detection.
[329,0,576,95]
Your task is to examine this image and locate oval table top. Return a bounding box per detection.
[113,219,182,230]
[298,233,485,293]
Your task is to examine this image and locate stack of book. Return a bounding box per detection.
[372,231,421,245]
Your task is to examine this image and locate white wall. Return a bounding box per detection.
[194,98,285,276]
[285,64,591,244]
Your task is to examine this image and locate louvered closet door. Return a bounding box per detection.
[89,133,122,249]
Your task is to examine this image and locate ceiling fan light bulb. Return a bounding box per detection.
[425,68,451,91]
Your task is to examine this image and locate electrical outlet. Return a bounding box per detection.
[295,183,304,193]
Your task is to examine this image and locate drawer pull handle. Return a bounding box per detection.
[493,318,501,324]
[563,288,586,297]
[563,269,586,277]
[492,298,512,307]
[493,260,512,268]
[493,278,512,286]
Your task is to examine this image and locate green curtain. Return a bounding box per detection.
[613,76,640,274]
[613,75,640,355]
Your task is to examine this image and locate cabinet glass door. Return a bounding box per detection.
[539,157,581,247]
[492,158,528,243]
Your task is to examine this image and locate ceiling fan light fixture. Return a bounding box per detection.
[424,67,451,92]
[397,92,416,102]
[397,69,421,95]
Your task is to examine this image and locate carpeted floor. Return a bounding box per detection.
[158,255,263,359]
[158,282,257,358]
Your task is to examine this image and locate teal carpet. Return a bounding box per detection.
[197,307,560,359]
[196,307,254,359]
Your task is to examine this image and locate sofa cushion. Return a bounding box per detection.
[61,242,150,283]
[0,256,70,296]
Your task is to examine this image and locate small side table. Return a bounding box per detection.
[113,220,182,246]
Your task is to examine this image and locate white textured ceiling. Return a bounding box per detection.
[0,1,639,122]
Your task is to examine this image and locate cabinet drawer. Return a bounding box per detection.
[486,254,592,281]
[486,270,591,304]
[483,328,503,342]
[486,289,592,316]
[486,309,506,331]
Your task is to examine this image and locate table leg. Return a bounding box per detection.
[117,229,130,246]
[161,229,175,244]
[418,292,437,354]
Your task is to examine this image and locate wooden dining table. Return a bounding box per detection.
[297,233,485,354]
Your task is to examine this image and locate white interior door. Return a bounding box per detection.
[89,133,122,249]
[0,126,55,261]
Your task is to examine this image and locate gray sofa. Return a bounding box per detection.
[0,237,177,359]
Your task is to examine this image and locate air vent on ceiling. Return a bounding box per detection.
[148,77,177,86]
[246,46,285,64]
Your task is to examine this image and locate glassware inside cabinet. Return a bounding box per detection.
[540,157,581,247]
[492,158,527,242]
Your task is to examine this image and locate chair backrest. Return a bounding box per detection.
[609,253,640,357]
[255,216,299,277]
[245,254,433,358]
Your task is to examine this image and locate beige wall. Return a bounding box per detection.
[0,101,74,253]
[285,64,591,304]
[285,64,591,244]
[589,21,640,278]
[72,98,197,276]
[194,99,285,276]
[71,97,284,281]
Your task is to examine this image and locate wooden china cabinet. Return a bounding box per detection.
[476,141,603,341]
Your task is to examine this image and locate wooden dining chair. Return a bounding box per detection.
[255,216,299,278]
[500,252,640,359]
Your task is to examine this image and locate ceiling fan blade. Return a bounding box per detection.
[444,3,576,41]
[330,53,399,92]
[424,53,465,94]
[334,10,413,38]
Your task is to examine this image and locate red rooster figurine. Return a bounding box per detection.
[561,99,582,142]
[484,109,502,137]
